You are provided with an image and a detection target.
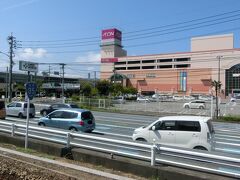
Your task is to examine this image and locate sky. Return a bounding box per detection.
[0,0,240,78]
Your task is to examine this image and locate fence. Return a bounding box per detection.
[66,97,240,117]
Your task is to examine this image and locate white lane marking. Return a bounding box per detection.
[97,123,135,130]
[216,141,240,147]
[215,147,240,154]
[95,126,110,130]
[215,137,240,143]
[218,167,240,175]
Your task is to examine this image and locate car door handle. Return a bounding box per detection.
[192,134,198,137]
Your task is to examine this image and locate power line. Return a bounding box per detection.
[18,9,240,46]
[124,9,240,34]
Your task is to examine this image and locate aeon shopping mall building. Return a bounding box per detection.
[100,28,240,97]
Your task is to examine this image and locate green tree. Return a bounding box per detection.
[122,87,138,94]
[96,80,111,96]
[91,88,99,97]
[81,82,92,96]
[211,80,222,119]
[110,83,123,96]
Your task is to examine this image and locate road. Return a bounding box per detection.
[1,111,240,178]
[3,111,240,155]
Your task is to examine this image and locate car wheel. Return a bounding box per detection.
[136,138,147,142]
[199,106,204,109]
[185,105,190,109]
[69,127,77,132]
[42,110,48,116]
[39,122,45,127]
[193,146,207,151]
[18,113,24,119]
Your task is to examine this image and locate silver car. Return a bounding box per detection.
[38,109,95,133]
[6,101,35,118]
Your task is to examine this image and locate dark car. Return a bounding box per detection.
[40,103,79,116]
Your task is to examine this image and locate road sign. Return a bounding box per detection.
[19,61,38,72]
[26,82,37,100]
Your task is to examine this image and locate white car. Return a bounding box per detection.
[230,96,240,102]
[173,95,184,101]
[137,96,150,103]
[132,116,215,151]
[183,95,195,100]
[183,100,206,109]
[198,95,212,101]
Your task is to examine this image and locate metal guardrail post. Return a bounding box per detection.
[151,139,157,166]
[11,123,15,136]
[66,133,71,148]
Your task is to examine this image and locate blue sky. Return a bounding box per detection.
[0,0,240,78]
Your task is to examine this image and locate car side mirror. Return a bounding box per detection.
[47,115,51,119]
[152,126,156,131]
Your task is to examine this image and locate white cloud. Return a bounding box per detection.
[75,52,100,63]
[17,48,47,60]
[0,0,39,12]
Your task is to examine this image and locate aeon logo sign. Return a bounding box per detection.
[102,29,122,41]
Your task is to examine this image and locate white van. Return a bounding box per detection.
[132,116,215,151]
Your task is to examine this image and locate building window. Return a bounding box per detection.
[127,74,135,78]
[128,60,141,64]
[146,73,156,78]
[175,58,190,62]
[127,66,140,70]
[142,60,155,63]
[115,61,126,65]
[158,65,172,69]
[142,66,155,69]
[158,59,173,63]
[175,64,190,68]
[115,67,126,70]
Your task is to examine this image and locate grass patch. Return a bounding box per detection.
[219,115,240,122]
[0,143,57,160]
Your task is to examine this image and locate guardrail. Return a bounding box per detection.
[0,121,239,178]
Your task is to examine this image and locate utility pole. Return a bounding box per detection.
[94,71,96,88]
[60,63,65,103]
[48,65,51,83]
[216,56,223,119]
[7,33,16,102]
[5,67,8,100]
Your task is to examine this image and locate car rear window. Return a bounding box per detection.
[0,101,5,109]
[24,103,35,108]
[81,111,94,120]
